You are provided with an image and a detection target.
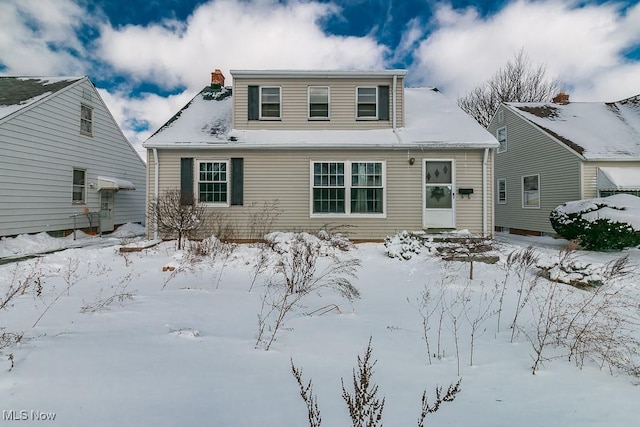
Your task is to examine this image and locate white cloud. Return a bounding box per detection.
[0,0,89,75]
[96,0,388,92]
[410,0,640,101]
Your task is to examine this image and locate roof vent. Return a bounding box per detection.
[211,69,225,88]
[552,92,569,104]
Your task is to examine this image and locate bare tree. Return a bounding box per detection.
[149,188,206,250]
[457,48,561,128]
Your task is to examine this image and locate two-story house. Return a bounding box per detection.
[0,76,146,238]
[488,93,640,236]
[143,69,498,241]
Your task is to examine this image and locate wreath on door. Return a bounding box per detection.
[430,187,445,201]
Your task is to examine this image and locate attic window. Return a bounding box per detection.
[356,87,377,119]
[497,127,507,153]
[80,104,93,136]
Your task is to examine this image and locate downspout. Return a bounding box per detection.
[153,148,159,240]
[482,147,489,237]
[392,73,403,144]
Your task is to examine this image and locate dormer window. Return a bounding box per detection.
[260,86,281,119]
[357,87,377,119]
[308,86,329,119]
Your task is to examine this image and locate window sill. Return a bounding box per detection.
[259,117,281,121]
[355,117,378,121]
[310,213,386,219]
[308,118,330,121]
[201,202,230,208]
[80,131,93,137]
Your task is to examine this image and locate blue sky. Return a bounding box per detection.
[1,0,639,156]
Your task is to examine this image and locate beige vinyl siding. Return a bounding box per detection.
[490,106,582,234]
[233,77,404,130]
[147,147,490,240]
[581,161,640,199]
[0,79,146,237]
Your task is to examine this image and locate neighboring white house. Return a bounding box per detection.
[0,76,146,237]
[143,70,498,241]
[488,93,640,235]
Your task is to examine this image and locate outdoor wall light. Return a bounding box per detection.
[409,157,416,165]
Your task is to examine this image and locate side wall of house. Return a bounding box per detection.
[0,79,147,237]
[146,147,492,240]
[581,161,640,199]
[489,106,582,235]
[232,76,404,130]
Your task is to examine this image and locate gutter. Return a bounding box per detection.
[482,147,489,237]
[153,148,159,240]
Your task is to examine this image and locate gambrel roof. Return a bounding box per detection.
[505,94,640,160]
[144,85,498,149]
[0,76,84,121]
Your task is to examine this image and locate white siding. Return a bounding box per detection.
[0,78,146,237]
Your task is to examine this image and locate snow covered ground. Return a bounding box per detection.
[1,227,639,426]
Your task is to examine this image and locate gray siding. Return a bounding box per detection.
[232,76,404,130]
[0,78,146,237]
[147,147,491,240]
[489,105,582,234]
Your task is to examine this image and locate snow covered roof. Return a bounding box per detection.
[0,76,84,121]
[144,85,497,149]
[506,94,640,159]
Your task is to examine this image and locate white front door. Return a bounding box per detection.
[100,190,115,232]
[423,160,455,229]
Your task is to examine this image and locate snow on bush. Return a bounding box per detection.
[384,231,427,260]
[550,194,640,251]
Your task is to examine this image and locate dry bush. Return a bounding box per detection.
[150,188,206,249]
[247,200,282,240]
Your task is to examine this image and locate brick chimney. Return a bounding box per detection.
[211,69,225,88]
[552,92,569,104]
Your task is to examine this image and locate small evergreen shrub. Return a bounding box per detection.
[550,197,640,251]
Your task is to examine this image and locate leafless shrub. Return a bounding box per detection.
[416,378,462,427]
[1,259,44,311]
[149,187,206,250]
[506,246,540,342]
[444,287,470,376]
[341,338,385,427]
[465,284,498,366]
[291,339,462,426]
[291,359,322,427]
[207,210,236,241]
[255,232,360,350]
[247,200,282,240]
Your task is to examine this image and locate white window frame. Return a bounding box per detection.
[72,168,86,204]
[497,178,507,204]
[197,160,230,207]
[522,174,540,209]
[259,86,281,120]
[80,104,93,136]
[308,86,330,120]
[356,86,378,120]
[310,160,386,218]
[497,109,504,123]
[496,126,507,154]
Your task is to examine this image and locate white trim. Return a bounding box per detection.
[497,178,507,204]
[80,103,93,136]
[521,174,540,209]
[196,159,230,207]
[231,69,407,79]
[355,86,378,120]
[309,160,387,218]
[259,86,281,120]
[307,86,330,120]
[422,158,456,229]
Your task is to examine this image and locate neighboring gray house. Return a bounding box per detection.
[488,93,640,236]
[0,76,146,237]
[144,69,498,241]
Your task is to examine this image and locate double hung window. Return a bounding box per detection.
[72,169,86,203]
[497,178,506,204]
[522,174,539,208]
[260,87,281,119]
[497,127,507,153]
[356,87,377,119]
[198,161,229,205]
[308,86,329,119]
[312,161,384,215]
[80,105,93,136]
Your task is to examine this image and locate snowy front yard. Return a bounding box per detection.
[1,228,639,426]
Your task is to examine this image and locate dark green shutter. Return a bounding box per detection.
[231,158,244,205]
[248,86,259,120]
[378,85,389,121]
[180,158,194,205]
